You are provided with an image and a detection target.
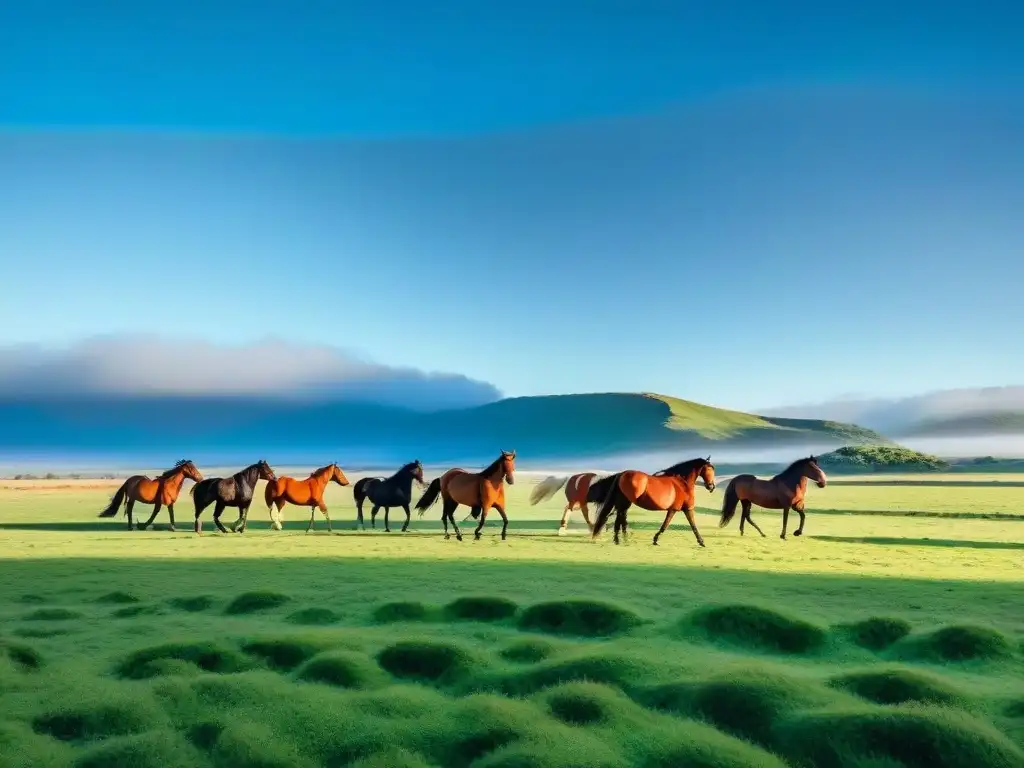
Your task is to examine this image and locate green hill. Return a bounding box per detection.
[899,412,1024,437]
[817,445,949,473]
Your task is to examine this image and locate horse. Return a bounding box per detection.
[591,457,717,547]
[414,450,516,541]
[352,460,426,532]
[719,455,827,539]
[98,459,204,531]
[191,460,276,534]
[262,462,350,533]
[528,472,602,534]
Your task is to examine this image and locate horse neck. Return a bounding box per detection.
[668,465,701,489]
[238,466,260,487]
[480,463,506,486]
[162,468,187,492]
[393,467,414,490]
[776,465,806,491]
[310,467,332,489]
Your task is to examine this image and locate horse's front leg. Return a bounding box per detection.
[318,500,332,532]
[682,506,705,547]
[401,503,411,532]
[793,503,806,536]
[384,507,391,533]
[780,506,791,540]
[653,509,677,545]
[474,505,490,540]
[167,502,177,532]
[236,503,251,533]
[493,503,508,540]
[139,500,162,530]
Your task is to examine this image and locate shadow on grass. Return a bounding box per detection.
[811,535,1024,551]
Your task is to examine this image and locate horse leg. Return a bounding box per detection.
[793,503,806,536]
[442,498,461,541]
[370,505,379,529]
[494,503,508,540]
[401,503,411,532]
[780,506,791,540]
[559,502,572,535]
[744,503,766,538]
[193,497,207,534]
[384,507,392,533]
[213,501,229,533]
[652,510,677,545]
[125,500,136,531]
[474,506,490,540]
[306,504,317,533]
[317,500,332,532]
[139,500,161,530]
[237,503,251,533]
[167,502,177,532]
[356,497,365,529]
[580,503,594,534]
[682,506,706,547]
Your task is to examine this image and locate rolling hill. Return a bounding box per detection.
[0,392,888,467]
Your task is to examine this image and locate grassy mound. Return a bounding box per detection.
[499,653,649,696]
[377,640,474,685]
[223,591,291,615]
[542,682,623,726]
[95,591,140,605]
[240,636,337,671]
[774,705,1024,767]
[13,626,73,639]
[22,607,82,622]
[32,694,165,744]
[111,604,164,619]
[518,600,640,637]
[18,593,49,604]
[900,625,1014,663]
[499,638,558,664]
[444,596,519,622]
[73,730,205,768]
[643,668,839,746]
[198,719,315,768]
[286,607,342,626]
[167,595,215,613]
[295,651,387,690]
[348,747,436,768]
[830,667,967,706]
[818,445,949,473]
[685,604,826,654]
[841,617,913,651]
[3,639,43,671]
[638,720,790,768]
[115,640,255,680]
[372,601,433,623]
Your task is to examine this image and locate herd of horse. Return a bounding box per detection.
[97,450,829,545]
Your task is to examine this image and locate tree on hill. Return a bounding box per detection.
[818,445,949,473]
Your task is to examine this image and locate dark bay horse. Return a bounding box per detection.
[262,462,350,533]
[592,457,717,546]
[98,459,204,531]
[528,472,602,534]
[352,460,426,532]
[191,460,276,534]
[415,450,516,541]
[719,455,827,539]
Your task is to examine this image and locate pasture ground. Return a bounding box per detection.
[1,473,1023,767]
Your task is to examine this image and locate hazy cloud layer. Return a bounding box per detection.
[762,386,1024,434]
[0,336,501,411]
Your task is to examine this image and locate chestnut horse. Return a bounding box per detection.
[191,460,276,534]
[528,472,601,534]
[262,462,350,533]
[98,459,204,531]
[719,455,827,539]
[591,457,717,547]
[415,450,516,541]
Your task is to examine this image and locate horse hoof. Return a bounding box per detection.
[444,534,451,540]
[652,540,658,546]
[780,534,787,540]
[167,526,176,532]
[794,530,803,537]
[457,535,463,542]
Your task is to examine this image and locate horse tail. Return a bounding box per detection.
[98,479,130,518]
[414,478,442,517]
[719,478,741,528]
[264,479,277,509]
[353,477,375,505]
[590,473,623,538]
[529,475,568,506]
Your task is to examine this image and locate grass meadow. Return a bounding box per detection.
[1,472,1023,767]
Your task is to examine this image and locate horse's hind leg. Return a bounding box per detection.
[306,505,317,533]
[125,500,136,531]
[384,507,392,533]
[474,506,490,540]
[355,497,365,529]
[237,503,251,533]
[442,498,461,541]
[682,506,706,548]
[580,503,594,533]
[140,501,162,530]
[743,502,765,537]
[319,500,332,533]
[653,510,677,545]
[370,505,379,529]
[559,502,572,535]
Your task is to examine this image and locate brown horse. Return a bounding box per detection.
[415,450,516,540]
[98,459,204,531]
[528,472,600,534]
[262,462,350,533]
[719,455,827,539]
[591,457,717,546]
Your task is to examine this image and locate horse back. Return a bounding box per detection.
[734,474,787,508]
[566,472,597,502]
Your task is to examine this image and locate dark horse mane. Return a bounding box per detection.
[654,457,713,478]
[158,459,193,479]
[391,460,421,479]
[480,453,508,477]
[772,456,819,485]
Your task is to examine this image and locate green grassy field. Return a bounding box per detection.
[1,474,1023,767]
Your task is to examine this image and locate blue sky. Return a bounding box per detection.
[1,1,1023,411]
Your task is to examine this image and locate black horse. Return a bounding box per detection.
[191,460,276,534]
[352,460,426,532]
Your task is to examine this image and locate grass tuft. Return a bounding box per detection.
[499,638,558,664]
[899,625,1014,663]
[223,591,291,615]
[372,601,433,623]
[294,650,387,690]
[3,640,43,670]
[285,607,342,626]
[167,595,215,613]
[95,591,140,605]
[377,640,474,685]
[22,607,82,622]
[841,616,913,651]
[499,653,648,696]
[32,695,165,744]
[542,682,622,726]
[72,730,206,768]
[685,604,826,654]
[829,667,967,706]
[240,636,336,671]
[444,596,519,622]
[348,747,437,768]
[518,600,640,637]
[112,604,164,618]
[115,640,255,680]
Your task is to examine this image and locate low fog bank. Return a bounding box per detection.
[897,433,1024,459]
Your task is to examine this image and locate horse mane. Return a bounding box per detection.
[772,456,816,482]
[392,461,420,478]
[657,457,710,477]
[311,463,335,477]
[479,454,507,477]
[158,459,192,479]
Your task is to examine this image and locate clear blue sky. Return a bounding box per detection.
[1,1,1022,410]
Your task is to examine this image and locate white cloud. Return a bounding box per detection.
[0,335,501,410]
